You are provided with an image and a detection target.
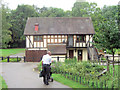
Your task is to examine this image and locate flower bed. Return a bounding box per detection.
[38,58,119,88]
[50,59,119,88]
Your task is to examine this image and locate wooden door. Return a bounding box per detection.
[78,50,82,61]
[69,50,74,58]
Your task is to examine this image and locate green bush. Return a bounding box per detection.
[38,61,42,71]
[38,59,119,88]
[1,58,21,62]
[65,57,77,64]
[0,75,8,89]
[101,56,106,61]
[51,60,104,78]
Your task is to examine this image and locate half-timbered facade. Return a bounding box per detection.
[24,17,95,62]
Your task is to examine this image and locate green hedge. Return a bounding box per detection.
[1,58,21,62]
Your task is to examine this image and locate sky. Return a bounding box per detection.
[2,0,120,11]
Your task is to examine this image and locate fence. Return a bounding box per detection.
[0,55,119,88]
[54,69,111,88]
[0,55,120,63]
[51,55,119,88]
[90,56,120,72]
[0,56,68,62]
[0,56,26,62]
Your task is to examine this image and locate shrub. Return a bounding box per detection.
[38,61,42,71]
[65,57,77,64]
[51,60,104,79]
[1,58,21,62]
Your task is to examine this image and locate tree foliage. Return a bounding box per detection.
[1,2,120,51]
[96,5,120,50]
[72,2,98,17]
[39,7,65,17]
[2,4,12,48]
[9,4,39,47]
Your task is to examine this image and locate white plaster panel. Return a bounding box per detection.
[44,39,47,47]
[51,39,54,43]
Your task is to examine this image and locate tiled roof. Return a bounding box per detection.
[24,17,95,35]
[47,44,66,55]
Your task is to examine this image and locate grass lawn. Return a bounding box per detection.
[0,75,8,89]
[0,48,25,57]
[52,74,89,88]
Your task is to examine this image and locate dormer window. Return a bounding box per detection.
[35,23,39,31]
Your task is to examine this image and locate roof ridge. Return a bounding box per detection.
[28,17,91,19]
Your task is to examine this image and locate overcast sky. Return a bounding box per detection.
[3,0,120,11]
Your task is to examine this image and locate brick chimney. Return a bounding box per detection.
[35,23,39,32]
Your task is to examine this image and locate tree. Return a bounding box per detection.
[71,2,120,77]
[72,1,105,46]
[9,4,39,48]
[96,5,120,77]
[39,7,65,17]
[2,4,12,48]
[72,2,98,17]
[64,10,72,17]
[33,6,48,14]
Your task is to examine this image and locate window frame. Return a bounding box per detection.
[34,36,43,42]
[76,35,86,42]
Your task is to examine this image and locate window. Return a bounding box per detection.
[76,35,86,42]
[34,36,43,42]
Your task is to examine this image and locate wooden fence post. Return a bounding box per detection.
[88,80,90,86]
[96,82,98,88]
[100,82,103,88]
[92,82,94,88]
[7,56,9,62]
[106,56,109,71]
[80,76,81,84]
[68,72,70,79]
[24,56,25,62]
[65,56,67,59]
[1,57,3,60]
[76,75,78,82]
[17,56,18,62]
[105,80,106,88]
[57,56,59,62]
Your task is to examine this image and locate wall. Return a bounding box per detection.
[51,55,66,62]
[25,50,47,62]
[67,48,88,61]
[26,35,93,49]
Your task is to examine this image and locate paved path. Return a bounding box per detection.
[0,63,71,88]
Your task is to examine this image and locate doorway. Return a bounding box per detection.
[69,50,74,58]
[78,50,82,61]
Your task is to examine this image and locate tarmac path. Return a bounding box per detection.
[0,62,71,88]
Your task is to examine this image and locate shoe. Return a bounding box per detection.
[44,82,46,84]
[46,83,49,85]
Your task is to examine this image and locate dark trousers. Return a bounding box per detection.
[42,64,50,84]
